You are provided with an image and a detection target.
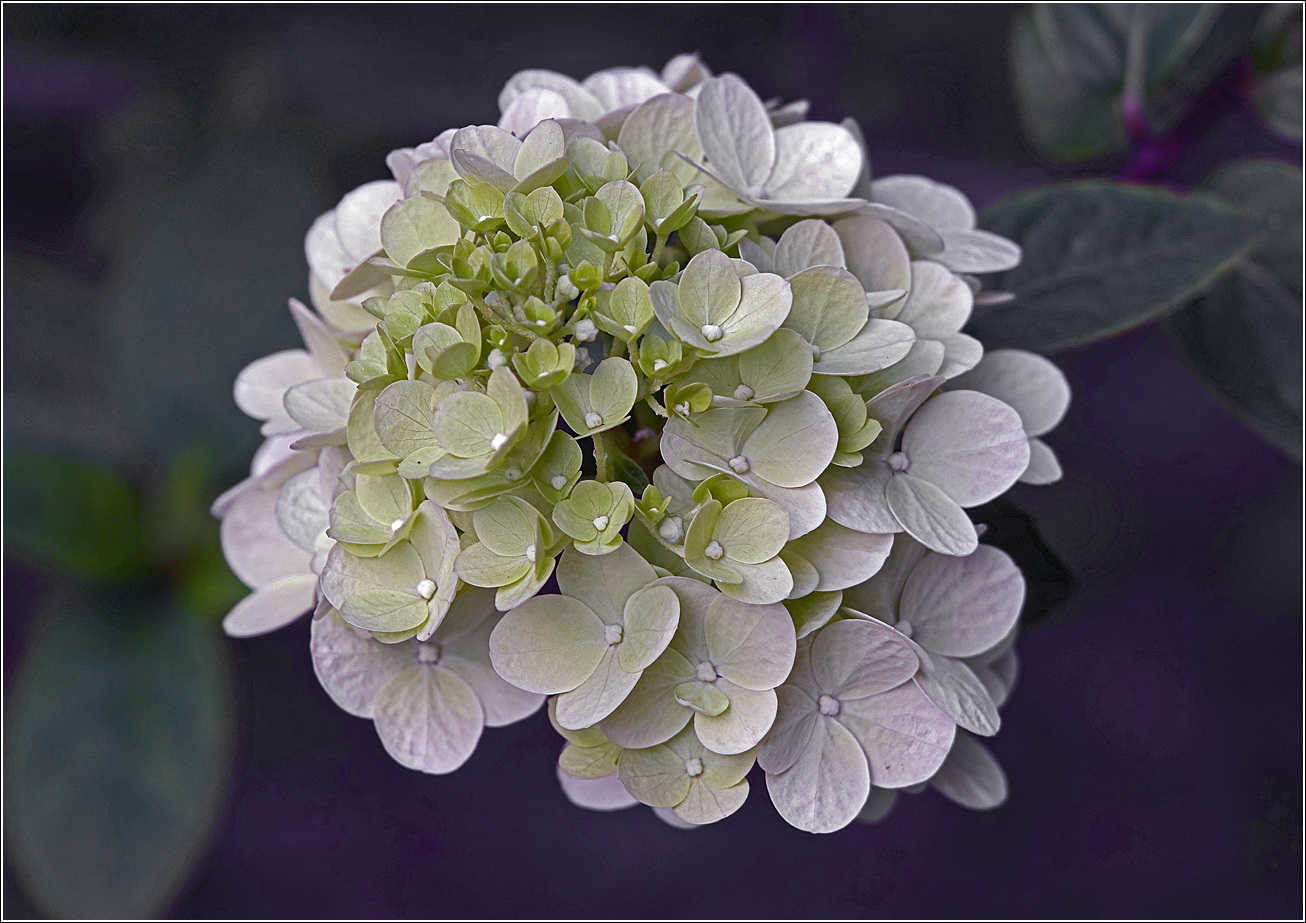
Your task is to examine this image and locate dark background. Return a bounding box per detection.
[4,4,1301,918]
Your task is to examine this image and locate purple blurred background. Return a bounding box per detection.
[5,5,1301,917]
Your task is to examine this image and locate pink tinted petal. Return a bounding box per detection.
[864,374,943,455]
[810,618,918,700]
[900,545,1023,657]
[220,484,312,589]
[765,715,870,833]
[706,597,795,691]
[885,474,978,556]
[373,664,484,774]
[1021,437,1063,485]
[915,657,1000,736]
[222,574,317,638]
[443,653,544,728]
[234,350,319,422]
[834,214,911,295]
[930,730,1008,810]
[757,683,818,774]
[841,532,929,622]
[821,459,899,535]
[870,175,975,231]
[948,349,1070,437]
[310,610,411,717]
[900,390,1029,506]
[837,681,955,789]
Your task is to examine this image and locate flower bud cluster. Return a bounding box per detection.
[217,55,1070,833]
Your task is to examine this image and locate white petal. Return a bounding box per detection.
[837,681,955,788]
[556,763,637,811]
[757,683,819,774]
[617,92,702,184]
[821,459,900,535]
[283,376,355,433]
[901,545,1024,657]
[694,74,775,194]
[786,519,892,591]
[773,219,846,277]
[310,610,411,717]
[814,318,917,376]
[1020,437,1063,485]
[334,180,402,263]
[500,69,604,122]
[276,467,330,553]
[582,67,670,112]
[930,731,1008,810]
[936,228,1021,274]
[857,202,945,255]
[900,390,1029,506]
[498,88,571,136]
[234,350,319,422]
[373,664,484,774]
[870,175,975,231]
[834,214,912,295]
[220,483,312,589]
[895,261,973,338]
[864,374,943,454]
[916,657,1000,736]
[222,574,317,638]
[885,473,978,556]
[841,532,929,621]
[765,715,869,833]
[948,349,1071,438]
[706,596,795,691]
[810,618,918,700]
[766,122,862,202]
[288,297,349,376]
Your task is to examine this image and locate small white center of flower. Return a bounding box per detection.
[658,516,684,543]
[695,661,718,682]
[550,475,568,490]
[604,624,623,645]
[810,343,822,360]
[896,620,913,638]
[503,466,523,482]
[652,359,668,372]
[583,411,604,429]
[534,318,547,327]
[416,579,437,600]
[556,276,580,301]
[573,319,598,342]
[888,451,909,472]
[485,292,502,307]
[490,433,509,451]
[389,518,405,532]
[623,324,638,334]
[417,643,441,664]
[675,402,691,416]
[684,757,704,777]
[524,543,537,563]
[727,455,750,474]
[487,348,508,370]
[704,540,725,560]
[818,694,841,716]
[700,323,724,342]
[733,384,755,401]
[592,515,610,531]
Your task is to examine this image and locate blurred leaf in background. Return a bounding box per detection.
[1251,3,1304,142]
[5,590,234,918]
[968,181,1265,351]
[1164,160,1304,458]
[1011,3,1262,162]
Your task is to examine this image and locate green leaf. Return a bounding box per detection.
[970,181,1264,352]
[4,451,147,582]
[1163,161,1303,459]
[6,592,233,917]
[1011,4,1259,162]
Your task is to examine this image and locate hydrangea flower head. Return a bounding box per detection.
[217,55,1068,833]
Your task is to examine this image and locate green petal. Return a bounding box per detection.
[588,357,639,427]
[431,390,505,458]
[356,473,415,525]
[783,265,867,350]
[559,742,621,780]
[454,543,531,588]
[380,195,460,268]
[488,592,606,694]
[373,380,440,458]
[715,497,789,565]
[735,328,813,401]
[678,248,742,327]
[617,743,693,807]
[471,496,541,556]
[673,680,730,716]
[618,584,680,672]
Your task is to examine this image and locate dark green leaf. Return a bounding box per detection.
[613,453,650,496]
[1164,161,1303,459]
[1255,64,1304,141]
[1012,4,1258,161]
[970,181,1264,352]
[5,593,234,917]
[4,451,148,582]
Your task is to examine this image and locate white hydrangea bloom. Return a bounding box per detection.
[216,53,1066,833]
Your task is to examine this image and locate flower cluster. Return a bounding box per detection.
[216,55,1070,833]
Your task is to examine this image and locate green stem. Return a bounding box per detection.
[593,431,613,482]
[644,394,669,418]
[651,233,666,267]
